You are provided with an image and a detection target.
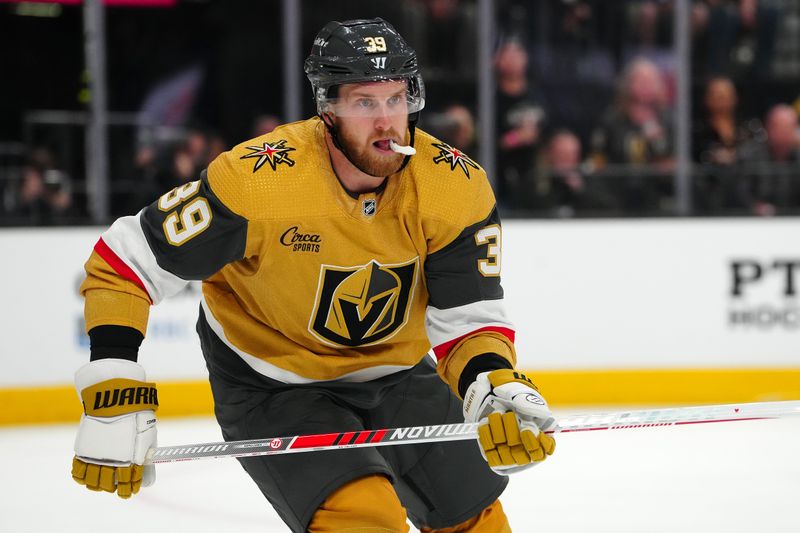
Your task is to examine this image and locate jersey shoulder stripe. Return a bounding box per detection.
[98,211,188,304]
[426,298,515,358]
[93,238,151,301]
[432,326,515,361]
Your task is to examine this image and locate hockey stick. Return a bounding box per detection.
[145,400,800,464]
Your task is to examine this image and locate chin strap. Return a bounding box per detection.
[320,112,347,154]
[320,112,418,176]
[396,112,418,173]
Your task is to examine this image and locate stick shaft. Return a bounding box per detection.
[145,400,800,464]
[550,400,800,434]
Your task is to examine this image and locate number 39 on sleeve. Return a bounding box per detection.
[157,181,213,246]
[475,225,501,277]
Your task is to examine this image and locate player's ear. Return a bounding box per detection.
[321,111,337,128]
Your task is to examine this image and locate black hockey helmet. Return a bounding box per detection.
[304,18,425,118]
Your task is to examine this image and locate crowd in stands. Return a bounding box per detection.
[421,0,800,217]
[2,0,799,224]
[7,148,74,225]
[1,116,279,224]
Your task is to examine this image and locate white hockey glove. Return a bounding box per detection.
[463,369,556,475]
[72,359,158,498]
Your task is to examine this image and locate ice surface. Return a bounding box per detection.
[1,411,798,532]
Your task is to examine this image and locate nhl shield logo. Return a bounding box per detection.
[362,199,376,217]
[308,258,418,347]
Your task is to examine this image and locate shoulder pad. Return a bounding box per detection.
[207,118,320,217]
[411,129,485,181]
[405,129,495,229]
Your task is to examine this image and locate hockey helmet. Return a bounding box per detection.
[304,18,425,118]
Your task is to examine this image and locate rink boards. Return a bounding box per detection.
[1,219,798,423]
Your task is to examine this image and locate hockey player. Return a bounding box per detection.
[71,18,556,532]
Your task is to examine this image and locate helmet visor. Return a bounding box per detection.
[317,77,425,118]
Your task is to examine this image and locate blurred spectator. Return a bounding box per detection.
[593,57,674,167]
[495,0,538,45]
[531,130,586,217]
[693,0,779,80]
[622,1,678,106]
[591,57,674,211]
[736,104,800,215]
[121,144,168,214]
[206,132,228,166]
[183,128,210,177]
[413,0,476,79]
[115,127,228,217]
[627,1,673,51]
[13,148,72,225]
[526,1,616,147]
[253,114,281,137]
[692,76,756,213]
[164,128,219,187]
[763,105,800,162]
[495,39,546,207]
[172,146,196,185]
[424,103,477,154]
[693,76,752,165]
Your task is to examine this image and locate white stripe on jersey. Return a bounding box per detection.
[200,295,417,384]
[425,299,515,348]
[101,212,189,305]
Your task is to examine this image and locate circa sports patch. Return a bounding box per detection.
[240,139,297,172]
[431,141,479,178]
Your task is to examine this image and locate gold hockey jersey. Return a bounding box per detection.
[81,117,516,392]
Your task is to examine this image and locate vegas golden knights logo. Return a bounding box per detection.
[309,258,418,347]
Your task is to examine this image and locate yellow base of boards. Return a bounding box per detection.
[2,368,799,426]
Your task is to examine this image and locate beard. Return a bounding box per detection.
[336,124,406,178]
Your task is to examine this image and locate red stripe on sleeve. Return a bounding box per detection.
[291,433,338,449]
[432,326,515,361]
[93,238,152,301]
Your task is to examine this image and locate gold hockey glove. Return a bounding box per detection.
[463,369,556,474]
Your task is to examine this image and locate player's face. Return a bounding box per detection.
[332,81,409,177]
